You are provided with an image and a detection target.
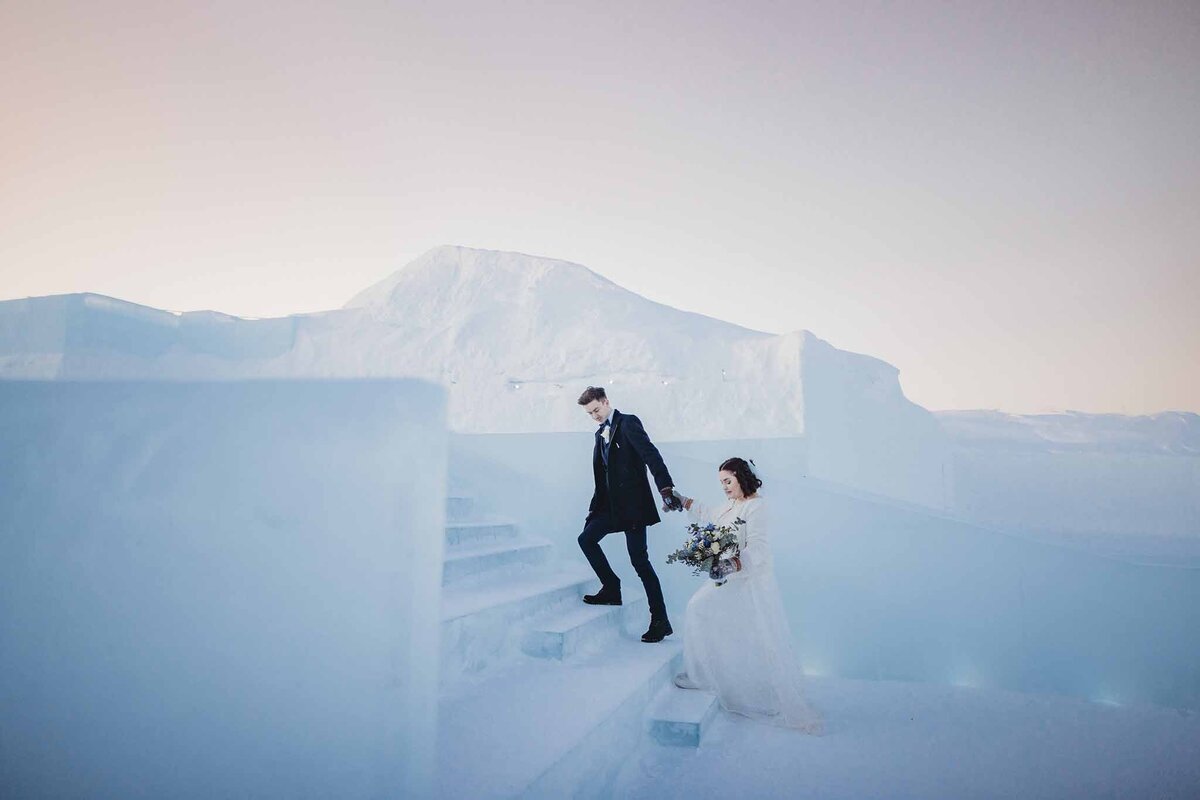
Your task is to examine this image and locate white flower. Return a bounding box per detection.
[711,542,721,554]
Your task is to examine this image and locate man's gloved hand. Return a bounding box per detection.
[660,486,684,512]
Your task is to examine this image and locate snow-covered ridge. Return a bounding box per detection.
[345,246,756,334]
[0,244,946,503]
[0,246,893,430]
[936,409,1200,455]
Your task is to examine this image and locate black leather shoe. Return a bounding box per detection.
[583,584,622,606]
[641,618,673,643]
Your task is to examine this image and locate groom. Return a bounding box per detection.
[577,386,682,643]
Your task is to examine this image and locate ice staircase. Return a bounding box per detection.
[437,490,716,799]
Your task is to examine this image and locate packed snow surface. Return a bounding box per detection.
[612,674,1200,800]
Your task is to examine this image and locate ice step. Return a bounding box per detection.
[441,566,598,624]
[522,591,650,660]
[441,567,600,681]
[445,493,475,522]
[442,537,554,585]
[444,518,519,547]
[437,638,683,800]
[647,684,721,747]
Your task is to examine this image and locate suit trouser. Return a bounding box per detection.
[577,509,669,621]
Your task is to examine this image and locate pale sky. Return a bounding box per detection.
[2,1,1197,414]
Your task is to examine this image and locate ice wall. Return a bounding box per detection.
[0,294,300,379]
[451,432,1200,710]
[801,333,951,508]
[760,467,1200,711]
[950,447,1199,557]
[0,379,446,799]
[940,411,1200,559]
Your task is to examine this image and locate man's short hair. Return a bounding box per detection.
[577,386,607,406]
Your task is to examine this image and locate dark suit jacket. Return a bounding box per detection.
[588,409,675,532]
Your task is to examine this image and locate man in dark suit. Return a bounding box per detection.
[577,386,682,643]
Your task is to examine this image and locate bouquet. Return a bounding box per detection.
[665,518,744,586]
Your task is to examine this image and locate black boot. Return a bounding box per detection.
[583,583,622,606]
[641,617,673,643]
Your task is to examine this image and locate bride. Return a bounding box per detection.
[669,458,824,734]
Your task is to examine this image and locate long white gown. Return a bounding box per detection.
[682,493,824,733]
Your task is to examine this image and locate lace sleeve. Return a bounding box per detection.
[731,498,771,577]
[685,497,711,525]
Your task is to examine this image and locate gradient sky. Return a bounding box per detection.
[2,1,1197,413]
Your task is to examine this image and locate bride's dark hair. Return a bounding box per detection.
[719,457,762,497]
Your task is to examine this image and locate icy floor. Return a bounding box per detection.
[612,674,1200,800]
[438,638,680,799]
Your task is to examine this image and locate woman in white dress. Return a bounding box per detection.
[669,458,824,734]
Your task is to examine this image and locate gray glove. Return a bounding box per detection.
[709,555,741,583]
